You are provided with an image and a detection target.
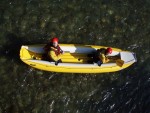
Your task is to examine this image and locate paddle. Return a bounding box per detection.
[116,59,124,67]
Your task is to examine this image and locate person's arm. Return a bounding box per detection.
[105,57,110,62]
[100,54,106,63]
[59,46,64,54]
[99,54,110,63]
[49,51,61,61]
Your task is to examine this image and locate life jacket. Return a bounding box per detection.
[94,48,107,62]
[95,48,106,58]
[50,45,62,56]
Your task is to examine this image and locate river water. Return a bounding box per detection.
[0,0,150,113]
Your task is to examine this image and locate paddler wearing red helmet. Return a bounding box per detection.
[93,47,113,66]
[44,37,64,65]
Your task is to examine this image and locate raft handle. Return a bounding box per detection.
[30,64,36,66]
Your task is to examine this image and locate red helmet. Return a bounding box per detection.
[106,47,112,54]
[51,37,58,43]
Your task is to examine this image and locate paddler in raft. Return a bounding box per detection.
[43,37,64,65]
[96,47,112,66]
[89,47,113,66]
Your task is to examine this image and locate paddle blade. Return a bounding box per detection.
[116,59,124,67]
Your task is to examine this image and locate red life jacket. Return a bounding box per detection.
[44,43,62,56]
[52,45,61,56]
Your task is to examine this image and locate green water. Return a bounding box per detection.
[0,0,150,113]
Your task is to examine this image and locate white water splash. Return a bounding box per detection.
[128,44,139,50]
[102,92,111,102]
[110,104,115,110]
[49,100,55,113]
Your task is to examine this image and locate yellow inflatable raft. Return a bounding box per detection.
[20,44,137,73]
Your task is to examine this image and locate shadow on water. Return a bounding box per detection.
[0,33,28,63]
[0,33,47,63]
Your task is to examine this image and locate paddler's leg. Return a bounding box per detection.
[97,60,103,66]
[42,53,50,61]
[93,57,103,66]
[55,59,62,65]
